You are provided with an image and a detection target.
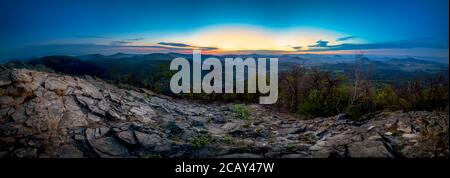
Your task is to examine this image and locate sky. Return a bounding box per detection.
[0,0,448,59]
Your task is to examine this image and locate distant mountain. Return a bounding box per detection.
[299,56,449,83]
[28,55,106,77]
[77,54,105,60]
[107,52,140,59]
[388,57,441,65]
[3,53,448,90]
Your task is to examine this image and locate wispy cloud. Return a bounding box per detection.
[110,41,132,46]
[158,41,218,50]
[126,38,144,41]
[302,37,448,52]
[199,46,219,50]
[336,36,358,41]
[158,42,192,47]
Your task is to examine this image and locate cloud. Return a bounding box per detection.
[158,42,192,47]
[302,37,449,52]
[336,36,358,41]
[117,45,190,50]
[126,38,144,41]
[110,41,132,46]
[291,46,302,50]
[158,41,218,50]
[197,46,219,50]
[308,40,329,48]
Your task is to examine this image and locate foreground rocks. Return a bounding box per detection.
[0,68,448,158]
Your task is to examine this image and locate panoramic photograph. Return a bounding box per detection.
[0,0,448,168]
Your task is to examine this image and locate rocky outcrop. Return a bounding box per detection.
[0,68,448,158]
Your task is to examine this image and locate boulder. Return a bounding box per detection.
[88,137,129,158]
[116,131,138,145]
[58,96,88,128]
[44,77,68,92]
[347,140,392,158]
[135,131,162,147]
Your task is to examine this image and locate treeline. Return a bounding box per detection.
[276,65,448,119]
[174,64,449,119]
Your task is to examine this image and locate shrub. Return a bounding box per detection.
[372,85,401,110]
[345,103,371,120]
[393,74,449,111]
[192,135,211,149]
[297,86,350,118]
[232,104,251,120]
[297,90,324,117]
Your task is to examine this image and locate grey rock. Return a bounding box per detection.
[129,104,157,123]
[54,144,84,158]
[154,144,172,152]
[281,154,307,158]
[116,131,138,145]
[135,131,162,147]
[75,95,95,107]
[88,137,129,157]
[11,105,27,123]
[107,109,126,121]
[97,99,111,112]
[44,77,68,92]
[14,147,38,158]
[80,83,103,99]
[86,127,110,139]
[347,140,392,158]
[74,134,85,140]
[87,113,102,122]
[0,96,14,106]
[211,117,226,124]
[59,96,88,128]
[220,153,263,158]
[279,127,305,135]
[402,133,420,139]
[336,113,349,120]
[221,122,238,132]
[10,69,33,83]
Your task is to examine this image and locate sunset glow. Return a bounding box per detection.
[136,25,365,53]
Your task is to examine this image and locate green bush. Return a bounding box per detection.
[297,86,350,118]
[297,90,324,117]
[372,85,401,110]
[345,103,370,120]
[192,135,211,149]
[232,104,251,120]
[372,89,388,109]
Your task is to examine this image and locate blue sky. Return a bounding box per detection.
[0,0,448,59]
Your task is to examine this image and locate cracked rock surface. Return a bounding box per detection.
[0,68,448,158]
